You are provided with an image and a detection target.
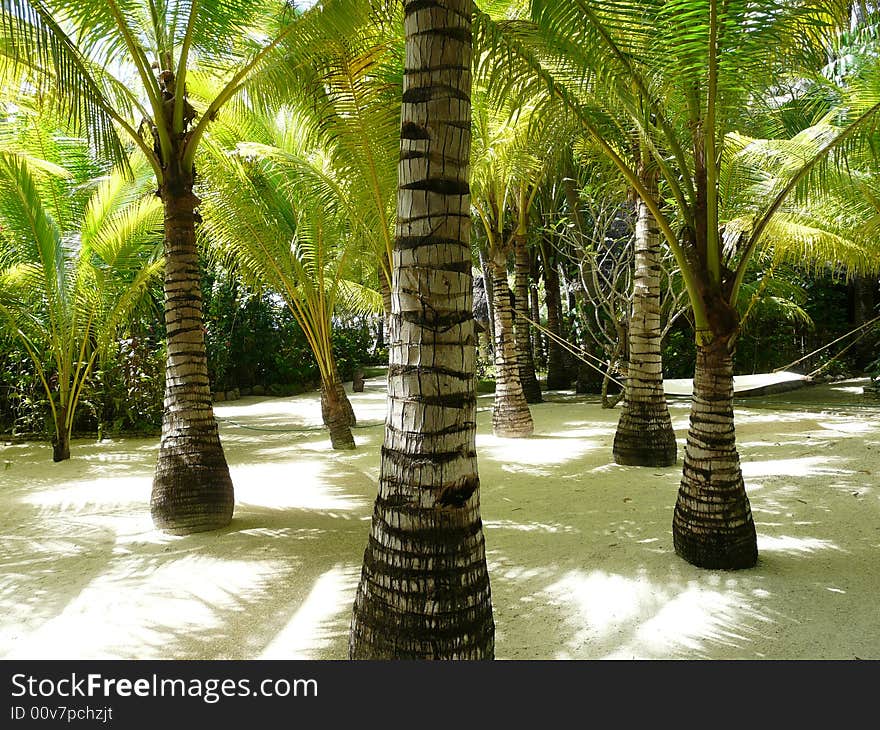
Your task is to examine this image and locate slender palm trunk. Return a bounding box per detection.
[151,182,234,535]
[320,373,356,450]
[490,253,534,437]
[52,402,70,462]
[350,0,494,659]
[541,242,569,390]
[613,184,677,466]
[478,247,495,346]
[514,235,542,403]
[673,335,758,569]
[529,263,544,368]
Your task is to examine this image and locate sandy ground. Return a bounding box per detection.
[1,376,878,660]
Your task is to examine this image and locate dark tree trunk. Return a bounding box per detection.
[151,179,234,535]
[478,247,495,347]
[673,334,758,569]
[514,235,542,403]
[52,405,70,462]
[541,241,570,390]
[529,271,544,369]
[349,0,494,659]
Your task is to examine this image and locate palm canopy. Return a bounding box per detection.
[0,0,339,179]
[0,109,163,459]
[476,0,880,341]
[199,105,382,389]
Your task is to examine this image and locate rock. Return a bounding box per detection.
[353,369,365,392]
[252,384,265,396]
[213,391,225,402]
[240,387,252,397]
[226,388,240,402]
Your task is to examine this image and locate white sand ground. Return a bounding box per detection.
[1,376,878,660]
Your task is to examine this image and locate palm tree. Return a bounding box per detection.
[0,0,334,534]
[612,158,678,466]
[478,0,880,567]
[349,0,495,659]
[199,110,383,450]
[470,89,544,437]
[0,118,162,461]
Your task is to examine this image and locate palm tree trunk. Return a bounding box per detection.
[151,183,234,535]
[350,0,494,660]
[673,335,758,569]
[529,261,544,369]
[490,252,534,437]
[478,247,495,346]
[52,402,70,462]
[613,183,677,466]
[320,373,356,450]
[514,235,542,403]
[541,240,569,390]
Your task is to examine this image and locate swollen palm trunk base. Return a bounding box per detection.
[350,500,496,659]
[672,338,758,569]
[320,379,356,450]
[612,404,677,466]
[151,440,234,535]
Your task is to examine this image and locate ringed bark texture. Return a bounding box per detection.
[613,188,676,466]
[151,185,234,535]
[673,336,758,569]
[490,254,534,438]
[349,0,494,660]
[514,235,542,403]
[320,373,356,450]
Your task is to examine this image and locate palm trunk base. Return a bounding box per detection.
[613,408,677,466]
[672,337,758,570]
[673,496,758,569]
[52,433,70,462]
[321,381,356,450]
[492,396,534,438]
[151,441,234,535]
[350,521,495,659]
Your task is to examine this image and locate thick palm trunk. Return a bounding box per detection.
[151,183,234,535]
[514,235,542,403]
[541,242,569,390]
[490,254,534,437]
[350,0,494,660]
[320,373,356,450]
[673,335,758,569]
[613,186,677,466]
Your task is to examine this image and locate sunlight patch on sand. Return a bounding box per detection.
[478,434,599,467]
[2,556,286,659]
[540,570,772,659]
[259,565,359,659]
[232,461,366,512]
[484,519,577,534]
[741,456,851,478]
[21,476,151,511]
[757,535,840,554]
